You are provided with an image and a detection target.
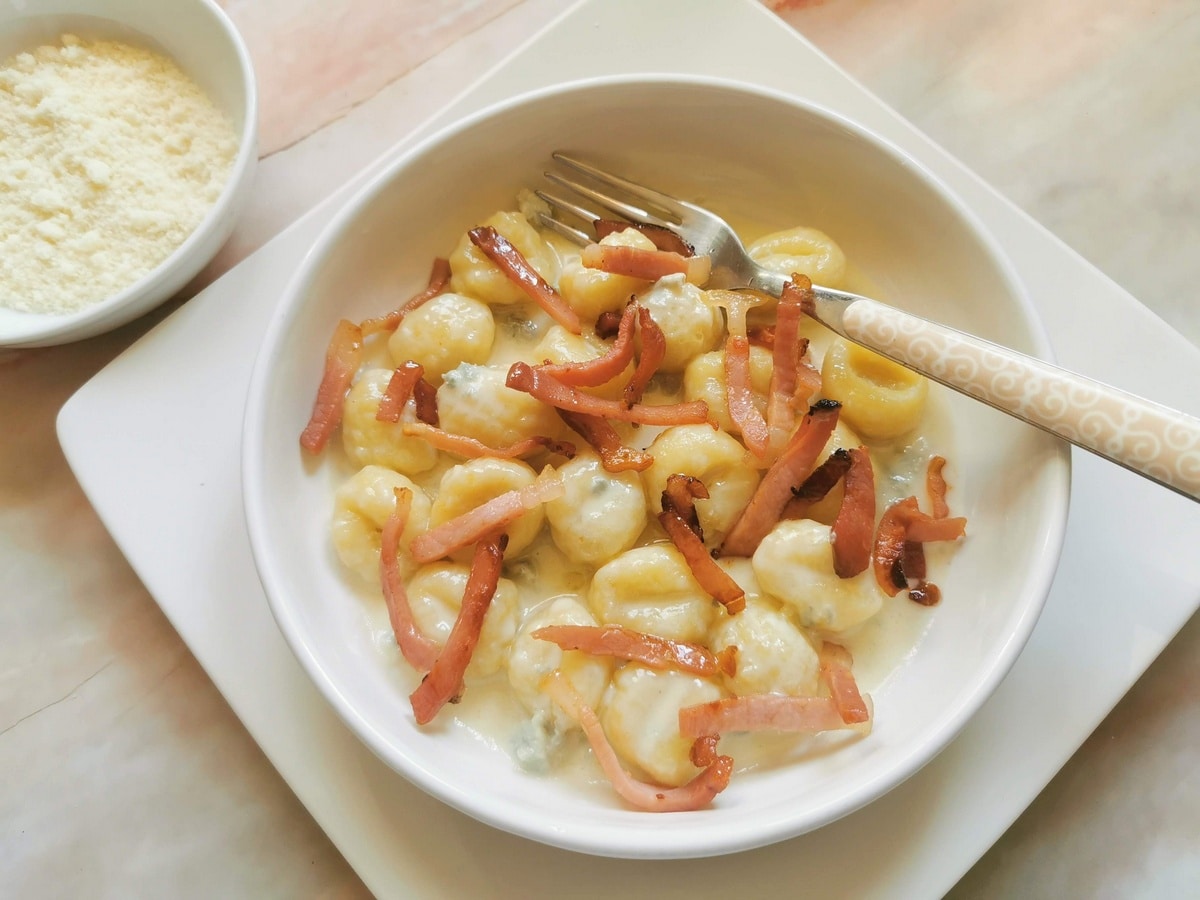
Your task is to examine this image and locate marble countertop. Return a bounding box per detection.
[3,0,1197,896]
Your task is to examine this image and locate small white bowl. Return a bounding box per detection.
[0,0,257,349]
[244,76,1071,858]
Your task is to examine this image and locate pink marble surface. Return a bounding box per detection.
[3,0,1197,896]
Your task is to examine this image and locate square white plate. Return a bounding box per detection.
[58,0,1200,896]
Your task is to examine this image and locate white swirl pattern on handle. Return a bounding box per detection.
[842,299,1200,501]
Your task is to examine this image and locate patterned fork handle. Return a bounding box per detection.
[813,292,1200,502]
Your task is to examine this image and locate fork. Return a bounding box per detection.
[537,152,1200,503]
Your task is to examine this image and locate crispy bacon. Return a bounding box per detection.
[830,447,875,578]
[468,226,581,334]
[593,219,694,257]
[555,409,654,473]
[927,455,951,519]
[506,362,710,426]
[662,473,707,539]
[594,310,623,339]
[412,378,439,426]
[409,534,506,725]
[765,278,811,454]
[299,318,363,454]
[873,496,915,596]
[679,694,870,738]
[581,243,711,285]
[720,400,842,557]
[659,482,746,614]
[747,325,775,351]
[409,467,564,564]
[537,301,636,387]
[380,488,440,672]
[402,422,575,461]
[905,514,967,543]
[724,333,770,458]
[542,670,733,812]
[375,361,425,424]
[532,624,736,678]
[781,447,852,519]
[818,643,870,725]
[359,257,451,336]
[624,306,666,407]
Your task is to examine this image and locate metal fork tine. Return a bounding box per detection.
[544,171,675,230]
[534,189,599,226]
[552,152,684,220]
[537,212,590,246]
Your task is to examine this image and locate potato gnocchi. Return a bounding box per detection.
[304,197,964,810]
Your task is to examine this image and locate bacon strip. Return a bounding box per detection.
[747,325,775,351]
[376,361,425,424]
[765,278,810,454]
[662,473,707,539]
[359,257,451,336]
[720,400,842,557]
[542,670,733,812]
[594,310,623,339]
[555,409,654,473]
[679,694,870,738]
[537,301,636,387]
[624,306,666,408]
[506,362,710,426]
[724,333,770,458]
[781,447,852,519]
[873,496,916,596]
[831,447,875,578]
[905,514,967,543]
[299,319,363,454]
[402,422,575,461]
[409,468,564,564]
[412,378,439,426]
[532,624,736,678]
[927,455,951,519]
[468,226,581,334]
[593,219,694,257]
[409,534,506,725]
[818,643,870,725]
[581,243,711,286]
[380,488,440,672]
[659,477,746,614]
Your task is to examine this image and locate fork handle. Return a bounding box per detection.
[808,291,1200,502]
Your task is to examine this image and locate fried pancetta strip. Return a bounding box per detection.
[555,409,654,473]
[724,333,770,458]
[542,670,733,812]
[720,399,842,557]
[506,362,710,426]
[380,487,440,672]
[594,310,623,339]
[818,643,870,725]
[781,447,852,519]
[927,455,951,519]
[747,325,776,351]
[375,361,425,424]
[765,278,810,453]
[409,534,506,725]
[468,226,581,334]
[873,496,916,597]
[412,378,439,425]
[904,513,967,543]
[580,242,711,286]
[409,467,564,564]
[537,301,637,387]
[623,306,666,408]
[402,422,575,461]
[532,624,736,678]
[831,447,876,578]
[659,479,746,614]
[593,219,695,257]
[662,473,707,539]
[679,694,870,738]
[299,318,363,454]
[359,257,451,336]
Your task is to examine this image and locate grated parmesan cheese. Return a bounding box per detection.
[0,33,238,315]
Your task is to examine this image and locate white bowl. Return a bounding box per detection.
[0,0,256,349]
[243,76,1070,858]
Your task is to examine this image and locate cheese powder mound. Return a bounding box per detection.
[0,34,238,315]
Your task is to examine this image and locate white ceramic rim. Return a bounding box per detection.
[0,0,258,348]
[243,73,1071,858]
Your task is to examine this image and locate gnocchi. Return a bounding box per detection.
[308,196,962,812]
